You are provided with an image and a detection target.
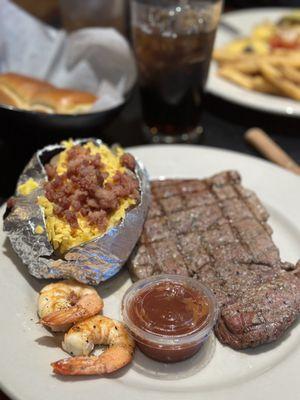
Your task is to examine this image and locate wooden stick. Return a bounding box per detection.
[245,128,300,175]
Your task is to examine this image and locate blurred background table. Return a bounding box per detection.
[0,1,300,398]
[1,86,299,201]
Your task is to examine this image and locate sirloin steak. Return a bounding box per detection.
[129,171,300,350]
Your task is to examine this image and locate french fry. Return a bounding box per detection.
[230,59,260,74]
[260,62,300,100]
[218,67,254,90]
[252,76,280,94]
[219,68,280,95]
[213,50,251,64]
[281,66,300,84]
[268,54,300,68]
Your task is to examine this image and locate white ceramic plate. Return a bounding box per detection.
[207,8,300,116]
[0,145,300,400]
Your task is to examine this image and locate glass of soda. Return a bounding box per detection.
[131,0,222,143]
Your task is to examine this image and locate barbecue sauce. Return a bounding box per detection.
[128,281,210,362]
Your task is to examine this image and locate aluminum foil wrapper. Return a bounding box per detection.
[3,139,150,285]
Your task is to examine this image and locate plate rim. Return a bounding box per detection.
[127,143,300,179]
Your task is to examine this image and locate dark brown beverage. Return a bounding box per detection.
[133,27,216,138]
[131,1,222,143]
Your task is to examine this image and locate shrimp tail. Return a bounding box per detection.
[52,356,98,376]
[52,347,134,376]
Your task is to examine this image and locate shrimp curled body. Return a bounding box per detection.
[52,315,135,375]
[38,281,104,332]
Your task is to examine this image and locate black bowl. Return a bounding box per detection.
[0,97,129,143]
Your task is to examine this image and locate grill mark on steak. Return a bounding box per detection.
[128,171,300,349]
[210,177,280,268]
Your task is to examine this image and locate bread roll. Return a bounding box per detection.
[0,73,97,114]
[31,88,97,114]
[0,73,53,110]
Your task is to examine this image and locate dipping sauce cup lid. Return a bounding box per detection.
[122,274,219,347]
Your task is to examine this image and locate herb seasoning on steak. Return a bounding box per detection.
[129,171,300,350]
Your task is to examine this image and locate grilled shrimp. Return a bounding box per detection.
[38,281,104,332]
[52,315,135,375]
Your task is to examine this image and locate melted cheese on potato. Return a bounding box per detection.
[18,178,39,196]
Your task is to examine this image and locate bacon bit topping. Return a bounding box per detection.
[44,146,139,230]
[120,153,136,171]
[45,164,56,181]
[7,196,16,209]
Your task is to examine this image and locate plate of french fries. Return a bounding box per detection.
[207,8,300,116]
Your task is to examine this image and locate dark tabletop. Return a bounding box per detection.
[1,88,299,205]
[102,89,300,156]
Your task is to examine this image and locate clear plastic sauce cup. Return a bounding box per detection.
[122,274,219,363]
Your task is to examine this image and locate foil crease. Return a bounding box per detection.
[3,139,150,285]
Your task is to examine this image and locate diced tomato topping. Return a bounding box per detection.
[269,35,299,50]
